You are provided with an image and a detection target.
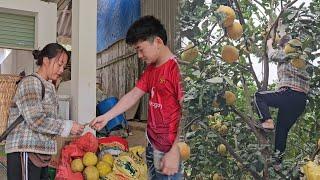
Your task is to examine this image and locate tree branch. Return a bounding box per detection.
[213,129,261,179]
[261,56,269,91]
[252,0,267,11]
[231,108,260,139]
[311,147,320,161]
[246,54,261,89]
[233,0,262,90]
[240,73,254,117]
[205,22,218,49]
[274,170,288,179]
[184,116,201,130]
[183,110,224,130]
[232,108,270,144]
[235,74,275,179]
[252,0,268,17]
[178,44,195,54]
[262,0,299,90]
[177,60,200,70]
[213,35,225,47]
[234,62,251,72]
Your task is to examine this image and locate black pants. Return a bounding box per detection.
[7,152,49,180]
[254,87,307,153]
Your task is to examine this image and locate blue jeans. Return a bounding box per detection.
[146,142,183,180]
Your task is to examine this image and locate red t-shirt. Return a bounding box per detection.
[136,57,183,152]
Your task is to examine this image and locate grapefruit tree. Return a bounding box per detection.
[177,0,320,179]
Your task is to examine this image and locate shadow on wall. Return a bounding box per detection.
[0,48,12,66]
[0,49,35,75]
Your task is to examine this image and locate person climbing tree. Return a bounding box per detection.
[254,35,310,171]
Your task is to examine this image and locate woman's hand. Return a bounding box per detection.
[70,122,85,135]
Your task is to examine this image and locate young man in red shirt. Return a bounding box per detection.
[90,15,184,179]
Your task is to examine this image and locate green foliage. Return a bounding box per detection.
[178,0,320,179]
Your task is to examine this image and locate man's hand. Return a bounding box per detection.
[161,144,180,176]
[70,122,85,135]
[89,115,109,131]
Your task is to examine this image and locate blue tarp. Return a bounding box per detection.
[97,0,141,52]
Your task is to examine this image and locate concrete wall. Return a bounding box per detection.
[1,50,15,74]
[0,0,56,75]
[0,0,57,49]
[71,0,97,127]
[0,49,36,75]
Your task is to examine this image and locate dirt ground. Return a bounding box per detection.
[127,120,147,147]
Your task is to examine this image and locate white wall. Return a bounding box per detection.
[71,0,97,130]
[0,0,56,75]
[0,0,57,49]
[1,50,37,75]
[1,49,14,74]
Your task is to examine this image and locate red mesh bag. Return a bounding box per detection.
[74,132,99,152]
[55,144,84,180]
[55,132,99,180]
